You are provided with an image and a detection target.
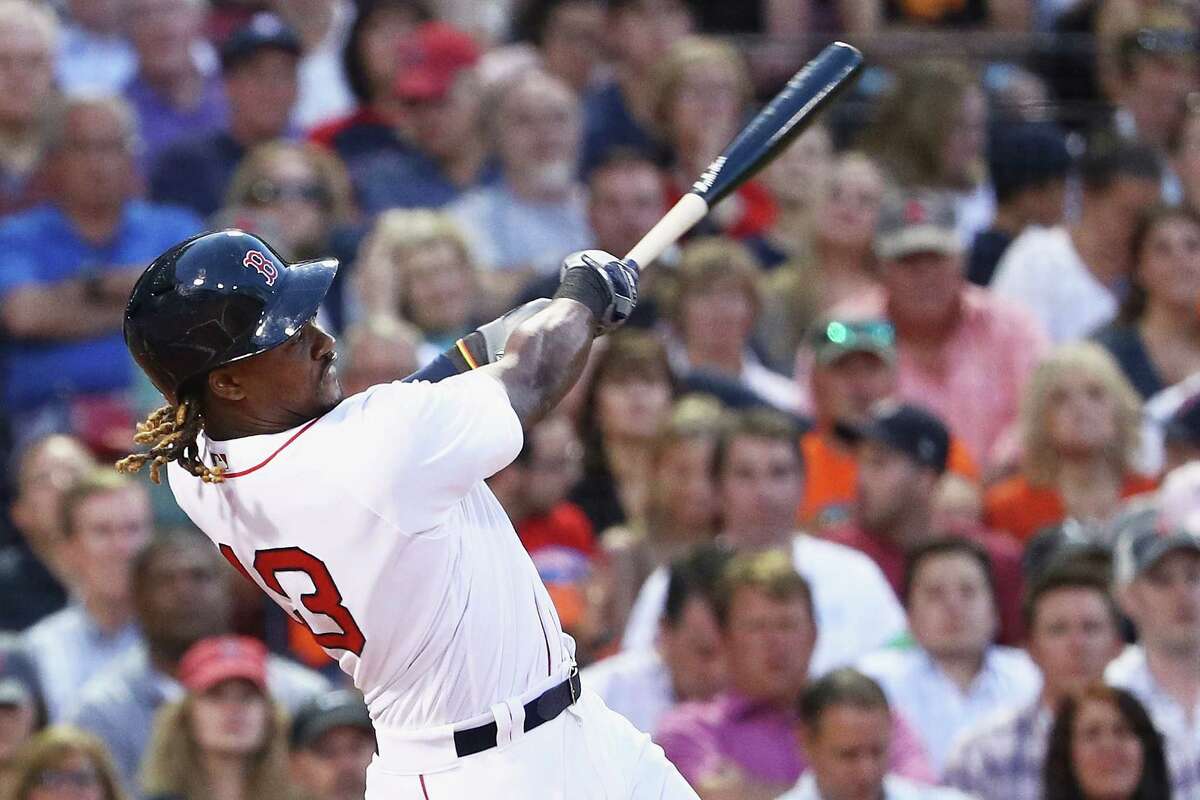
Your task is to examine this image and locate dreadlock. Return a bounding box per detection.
[115,393,224,485]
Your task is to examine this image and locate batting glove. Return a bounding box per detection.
[555,249,639,336]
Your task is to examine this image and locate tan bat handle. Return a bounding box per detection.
[623,193,710,271]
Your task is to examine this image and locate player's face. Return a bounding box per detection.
[189,679,270,756]
[799,706,892,800]
[233,320,344,422]
[290,727,375,800]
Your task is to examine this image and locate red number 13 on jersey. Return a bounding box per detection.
[220,544,366,656]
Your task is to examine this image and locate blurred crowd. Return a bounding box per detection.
[5,0,1200,799]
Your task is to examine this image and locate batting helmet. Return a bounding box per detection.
[124,229,338,405]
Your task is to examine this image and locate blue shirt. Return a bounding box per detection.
[124,74,229,176]
[580,80,663,175]
[351,146,500,214]
[0,202,203,412]
[149,131,245,218]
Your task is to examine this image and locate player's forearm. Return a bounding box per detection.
[482,298,594,429]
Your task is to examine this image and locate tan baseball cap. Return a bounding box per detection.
[874,190,963,261]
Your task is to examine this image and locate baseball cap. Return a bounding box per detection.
[988,123,1072,201]
[874,190,962,261]
[178,636,268,694]
[812,319,895,366]
[220,13,302,71]
[393,22,480,102]
[1113,509,1200,586]
[856,402,950,473]
[290,690,374,750]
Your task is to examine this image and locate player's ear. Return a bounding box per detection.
[207,367,248,401]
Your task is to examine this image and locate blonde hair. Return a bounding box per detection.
[140,696,293,800]
[650,36,752,139]
[9,725,127,800]
[225,140,356,230]
[354,209,478,320]
[1021,342,1143,485]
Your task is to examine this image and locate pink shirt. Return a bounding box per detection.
[797,285,1048,468]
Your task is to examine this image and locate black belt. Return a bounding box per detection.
[453,670,581,758]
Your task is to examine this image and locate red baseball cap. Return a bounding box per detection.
[178,636,268,694]
[393,21,480,102]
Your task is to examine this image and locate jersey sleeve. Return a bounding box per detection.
[348,368,523,533]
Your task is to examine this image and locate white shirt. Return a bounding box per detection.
[620,534,908,678]
[169,370,574,731]
[777,772,976,800]
[1138,371,1200,475]
[858,646,1042,776]
[990,225,1117,343]
[581,648,673,736]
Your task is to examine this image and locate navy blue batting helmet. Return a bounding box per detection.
[124,229,338,405]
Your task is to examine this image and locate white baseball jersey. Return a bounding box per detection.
[168,370,573,730]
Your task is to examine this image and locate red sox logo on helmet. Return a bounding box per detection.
[243,250,279,286]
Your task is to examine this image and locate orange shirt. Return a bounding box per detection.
[984,473,1159,543]
[798,429,980,531]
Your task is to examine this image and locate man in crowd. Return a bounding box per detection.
[826,403,1025,643]
[0,0,59,216]
[69,530,329,793]
[944,561,1124,799]
[1107,518,1200,795]
[0,96,202,434]
[585,545,729,736]
[858,539,1042,775]
[0,434,95,631]
[621,409,907,677]
[780,668,973,800]
[656,551,931,799]
[22,470,152,721]
[150,13,301,217]
[811,189,1048,469]
[289,690,376,800]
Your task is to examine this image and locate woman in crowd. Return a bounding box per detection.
[139,636,293,800]
[758,151,887,371]
[1044,684,1170,800]
[750,124,834,269]
[985,342,1155,542]
[6,726,125,800]
[353,209,484,360]
[599,394,726,638]
[571,331,677,535]
[1093,205,1200,399]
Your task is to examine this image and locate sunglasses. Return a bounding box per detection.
[246,179,331,207]
[33,767,101,789]
[814,319,895,349]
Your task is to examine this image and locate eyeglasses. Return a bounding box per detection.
[33,767,102,789]
[814,319,895,349]
[246,179,331,207]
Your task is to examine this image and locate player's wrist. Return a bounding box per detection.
[553,266,610,323]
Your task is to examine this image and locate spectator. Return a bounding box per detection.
[270,0,356,130]
[510,0,606,94]
[150,13,302,218]
[1043,685,1172,800]
[139,636,292,800]
[984,342,1155,543]
[622,409,908,677]
[579,0,693,172]
[826,403,1026,644]
[859,60,992,241]
[0,1,59,216]
[449,69,592,283]
[968,123,1071,287]
[667,238,798,413]
[808,189,1049,470]
[584,545,730,736]
[335,316,421,395]
[1094,206,1200,400]
[944,562,1124,800]
[288,690,375,800]
[122,0,229,174]
[780,668,972,800]
[56,0,137,97]
[6,725,127,800]
[796,319,979,532]
[0,640,47,794]
[859,540,1041,774]
[749,125,834,270]
[352,210,483,357]
[758,151,885,372]
[1109,18,1197,156]
[599,395,726,639]
[69,531,329,794]
[652,37,771,240]
[656,550,931,798]
[990,139,1162,343]
[0,434,95,632]
[350,21,493,213]
[22,470,152,722]
[0,96,202,436]
[571,331,676,534]
[1107,519,1200,795]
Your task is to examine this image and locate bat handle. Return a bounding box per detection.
[623,193,710,271]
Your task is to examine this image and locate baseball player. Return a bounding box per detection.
[117,230,698,799]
